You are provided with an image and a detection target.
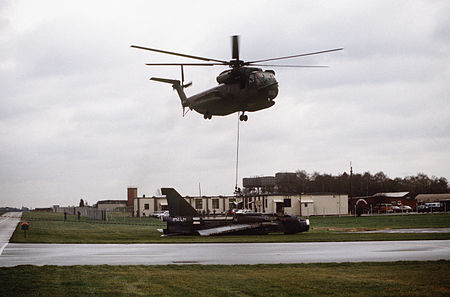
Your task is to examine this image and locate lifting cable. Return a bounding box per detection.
[234,112,240,194]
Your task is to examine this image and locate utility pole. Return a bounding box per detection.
[349,161,353,199]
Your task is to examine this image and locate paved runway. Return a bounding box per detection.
[0,212,22,255]
[1,240,449,266]
[358,228,450,233]
[1,212,449,266]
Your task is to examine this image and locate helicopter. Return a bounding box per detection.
[132,36,342,121]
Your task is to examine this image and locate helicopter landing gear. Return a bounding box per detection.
[203,112,212,120]
[239,112,248,121]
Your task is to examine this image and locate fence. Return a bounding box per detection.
[55,206,107,221]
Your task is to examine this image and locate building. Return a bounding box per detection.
[132,189,348,217]
[416,193,450,212]
[349,192,416,214]
[243,173,302,194]
[127,188,137,207]
[134,195,168,217]
[92,188,137,214]
[415,193,450,203]
[244,193,348,216]
[96,200,127,211]
[134,194,235,217]
[296,194,348,216]
[243,176,276,193]
[33,207,53,212]
[241,173,348,216]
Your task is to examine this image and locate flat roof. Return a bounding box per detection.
[97,200,127,204]
[373,192,409,198]
[416,194,450,202]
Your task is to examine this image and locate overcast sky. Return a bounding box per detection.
[1,0,449,208]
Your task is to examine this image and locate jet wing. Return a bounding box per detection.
[197,224,256,236]
[197,223,277,236]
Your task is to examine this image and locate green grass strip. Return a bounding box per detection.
[11,212,450,243]
[0,261,449,296]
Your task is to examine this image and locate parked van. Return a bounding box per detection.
[425,202,442,212]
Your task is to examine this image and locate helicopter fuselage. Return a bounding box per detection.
[186,68,279,119]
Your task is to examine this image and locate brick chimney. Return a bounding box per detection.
[127,188,137,207]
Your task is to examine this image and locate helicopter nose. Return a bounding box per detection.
[267,84,278,99]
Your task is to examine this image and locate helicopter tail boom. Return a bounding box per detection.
[151,77,188,108]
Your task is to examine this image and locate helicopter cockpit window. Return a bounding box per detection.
[249,72,275,88]
[256,73,265,84]
[248,74,255,85]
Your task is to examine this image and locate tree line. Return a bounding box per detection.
[276,171,449,198]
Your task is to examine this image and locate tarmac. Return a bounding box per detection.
[0,212,22,256]
[1,212,449,266]
[1,241,449,266]
[357,228,450,233]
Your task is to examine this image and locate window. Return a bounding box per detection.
[144,204,149,210]
[248,74,255,85]
[284,198,291,208]
[195,199,203,209]
[228,199,235,209]
[212,199,219,209]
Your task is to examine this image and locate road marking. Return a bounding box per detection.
[0,218,9,224]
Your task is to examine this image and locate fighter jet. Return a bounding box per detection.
[160,188,310,236]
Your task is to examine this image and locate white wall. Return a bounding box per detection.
[132,194,348,217]
[301,194,348,216]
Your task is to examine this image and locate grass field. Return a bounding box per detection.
[309,213,450,230]
[14,211,165,226]
[0,261,449,296]
[10,212,450,243]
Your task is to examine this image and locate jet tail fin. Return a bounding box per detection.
[161,188,199,217]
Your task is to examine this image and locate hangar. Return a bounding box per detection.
[416,193,450,212]
[415,193,450,203]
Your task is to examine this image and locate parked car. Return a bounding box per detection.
[418,204,440,213]
[374,203,394,213]
[392,206,401,212]
[151,211,169,219]
[235,209,255,214]
[399,205,412,212]
[151,211,164,217]
[417,205,430,213]
[425,202,442,212]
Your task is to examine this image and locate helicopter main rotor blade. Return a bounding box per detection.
[250,64,329,68]
[145,63,224,66]
[131,45,228,63]
[246,48,343,64]
[232,35,239,61]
